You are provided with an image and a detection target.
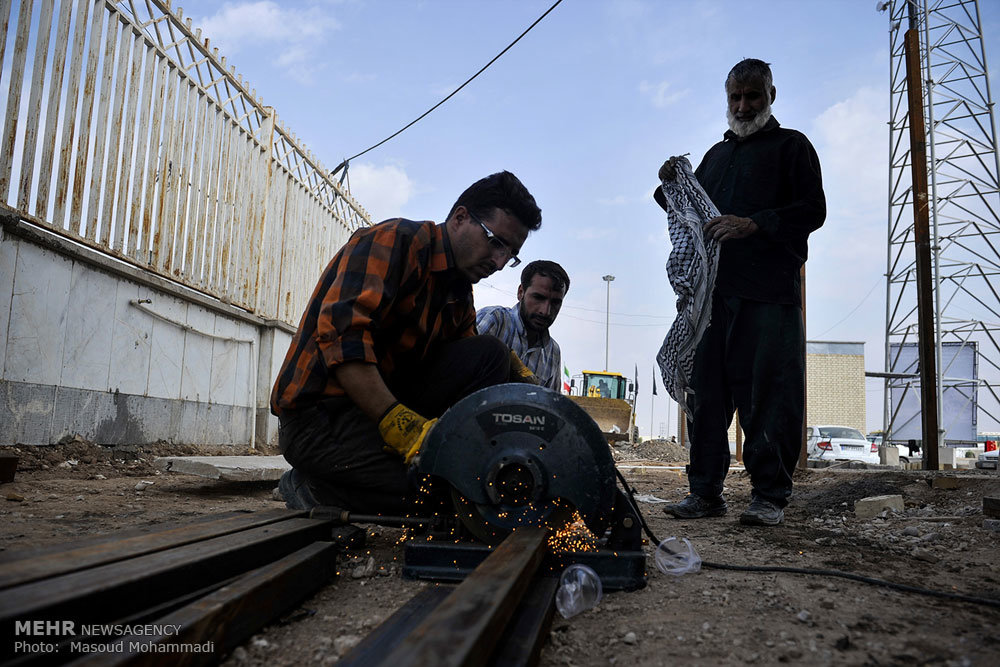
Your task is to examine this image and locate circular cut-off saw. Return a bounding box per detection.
[417,383,627,547]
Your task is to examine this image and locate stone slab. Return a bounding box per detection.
[854,494,904,519]
[154,455,290,482]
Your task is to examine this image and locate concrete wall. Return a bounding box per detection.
[0,219,292,448]
[806,341,866,433]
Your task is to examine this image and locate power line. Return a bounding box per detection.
[812,276,882,339]
[332,0,565,173]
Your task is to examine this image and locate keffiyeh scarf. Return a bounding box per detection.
[655,157,720,417]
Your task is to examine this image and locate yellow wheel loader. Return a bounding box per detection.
[568,370,637,444]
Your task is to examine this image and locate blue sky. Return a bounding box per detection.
[187,0,1000,437]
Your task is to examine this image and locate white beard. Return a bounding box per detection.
[727,99,772,138]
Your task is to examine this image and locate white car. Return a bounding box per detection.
[807,425,879,465]
[976,448,999,470]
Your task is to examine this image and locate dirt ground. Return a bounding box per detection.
[2,440,999,666]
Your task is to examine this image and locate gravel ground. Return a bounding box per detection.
[2,441,999,666]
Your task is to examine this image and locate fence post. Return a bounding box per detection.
[253,107,278,319]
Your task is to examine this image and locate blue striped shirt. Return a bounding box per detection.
[476,304,561,391]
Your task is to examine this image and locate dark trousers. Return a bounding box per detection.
[686,294,804,507]
[278,335,510,515]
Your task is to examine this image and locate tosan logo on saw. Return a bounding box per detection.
[476,405,563,440]
[492,412,545,426]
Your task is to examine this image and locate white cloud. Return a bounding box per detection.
[347,163,415,223]
[812,86,886,214]
[193,2,340,84]
[805,86,889,363]
[638,80,689,109]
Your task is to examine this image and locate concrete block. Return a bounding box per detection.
[879,446,900,466]
[154,455,290,481]
[854,494,904,519]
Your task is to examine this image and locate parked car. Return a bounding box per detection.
[976,448,999,470]
[807,425,879,465]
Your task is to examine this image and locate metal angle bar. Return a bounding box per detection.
[127,42,156,261]
[17,0,56,214]
[144,56,171,265]
[68,1,105,236]
[199,103,226,284]
[0,517,335,665]
[382,527,549,667]
[70,541,338,667]
[99,14,133,248]
[52,0,93,230]
[154,68,182,270]
[112,26,144,254]
[168,78,198,274]
[0,508,307,589]
[84,12,120,242]
[35,0,74,220]
[0,0,12,77]
[487,576,559,667]
[339,587,454,666]
[182,90,209,280]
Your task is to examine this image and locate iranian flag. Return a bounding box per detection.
[563,365,571,394]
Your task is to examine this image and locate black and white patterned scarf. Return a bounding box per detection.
[655,157,720,416]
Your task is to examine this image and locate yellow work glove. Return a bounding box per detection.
[378,402,436,464]
[509,350,539,384]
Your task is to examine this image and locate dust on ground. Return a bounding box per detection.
[2,441,999,666]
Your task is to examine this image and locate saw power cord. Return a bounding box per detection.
[612,467,1000,610]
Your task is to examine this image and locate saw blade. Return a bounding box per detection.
[419,383,617,544]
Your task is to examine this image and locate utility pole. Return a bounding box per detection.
[602,275,614,371]
[903,23,940,470]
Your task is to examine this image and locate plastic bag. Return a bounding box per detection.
[654,536,701,576]
[554,564,603,618]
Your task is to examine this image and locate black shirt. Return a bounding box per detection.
[694,116,825,305]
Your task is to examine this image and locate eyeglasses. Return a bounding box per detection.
[469,213,521,268]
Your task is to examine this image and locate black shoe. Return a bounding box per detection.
[278,468,318,511]
[664,494,728,519]
[739,497,784,526]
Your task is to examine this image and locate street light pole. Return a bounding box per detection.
[602,275,615,371]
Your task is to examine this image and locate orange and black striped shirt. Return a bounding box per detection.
[270,219,476,416]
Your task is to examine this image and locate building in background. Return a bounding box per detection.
[806,341,866,433]
[726,341,866,446]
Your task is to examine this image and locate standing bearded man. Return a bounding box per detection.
[658,59,826,526]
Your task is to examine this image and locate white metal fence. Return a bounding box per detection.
[0,0,371,324]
